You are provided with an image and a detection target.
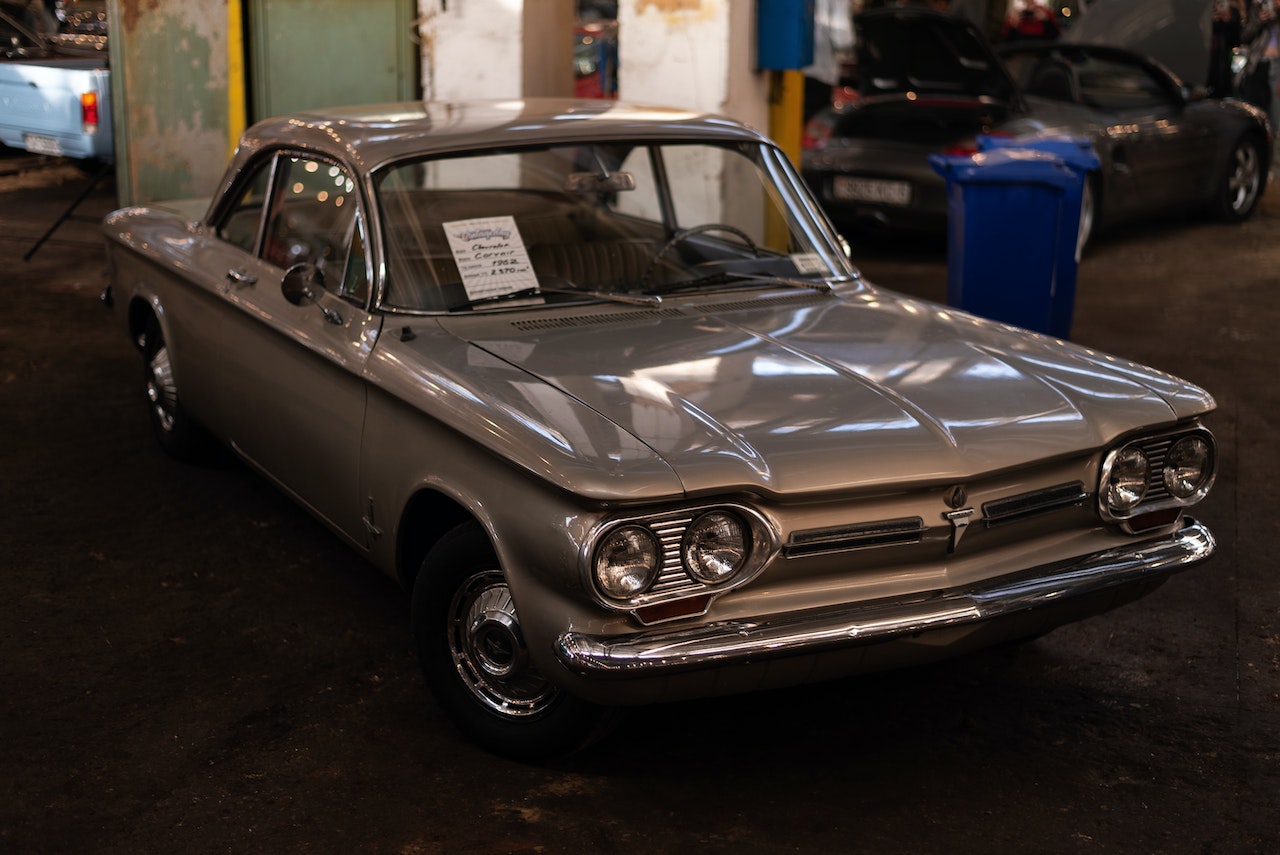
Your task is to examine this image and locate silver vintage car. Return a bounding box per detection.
[103,99,1217,760]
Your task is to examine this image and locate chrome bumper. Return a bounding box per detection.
[555,519,1214,677]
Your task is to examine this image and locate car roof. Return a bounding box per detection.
[234,98,773,174]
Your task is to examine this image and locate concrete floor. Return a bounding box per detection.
[2,152,1277,853]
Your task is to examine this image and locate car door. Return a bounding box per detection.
[1078,53,1214,214]
[208,150,382,547]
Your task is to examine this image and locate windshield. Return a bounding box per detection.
[375,140,852,312]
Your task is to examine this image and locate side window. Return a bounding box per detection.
[262,155,370,304]
[1078,58,1173,111]
[217,161,273,253]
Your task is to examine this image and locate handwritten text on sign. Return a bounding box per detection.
[443,216,539,301]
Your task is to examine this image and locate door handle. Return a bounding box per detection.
[225,268,258,289]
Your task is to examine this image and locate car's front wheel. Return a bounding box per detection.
[411,521,611,761]
[1211,134,1264,221]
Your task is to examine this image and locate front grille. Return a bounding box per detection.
[785,517,924,558]
[983,482,1088,526]
[647,513,701,598]
[1138,436,1176,505]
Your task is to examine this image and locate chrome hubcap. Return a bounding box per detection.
[1228,143,1260,213]
[146,344,178,433]
[448,570,556,717]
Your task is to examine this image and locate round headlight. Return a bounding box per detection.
[1105,446,1149,513]
[682,512,748,585]
[594,525,661,600]
[1163,435,1213,499]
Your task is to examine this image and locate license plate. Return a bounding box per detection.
[833,176,911,207]
[24,134,63,156]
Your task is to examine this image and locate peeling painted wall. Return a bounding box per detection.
[108,0,231,205]
[419,0,524,101]
[617,0,767,133]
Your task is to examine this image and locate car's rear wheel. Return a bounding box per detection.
[411,521,611,761]
[140,317,205,461]
[1211,134,1264,221]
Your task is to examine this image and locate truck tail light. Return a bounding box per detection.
[81,93,100,135]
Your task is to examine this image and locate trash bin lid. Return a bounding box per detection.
[977,134,1100,172]
[929,147,1079,187]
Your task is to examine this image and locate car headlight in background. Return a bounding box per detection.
[1099,427,1216,523]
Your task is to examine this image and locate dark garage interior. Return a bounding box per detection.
[3,1,1280,852]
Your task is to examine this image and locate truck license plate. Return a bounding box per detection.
[24,134,64,157]
[833,176,911,207]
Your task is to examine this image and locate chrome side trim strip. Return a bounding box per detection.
[555,519,1214,677]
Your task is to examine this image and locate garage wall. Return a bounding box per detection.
[247,0,418,121]
[108,0,233,205]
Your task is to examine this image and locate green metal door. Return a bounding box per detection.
[248,0,418,121]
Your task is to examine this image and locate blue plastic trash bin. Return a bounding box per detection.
[929,137,1098,338]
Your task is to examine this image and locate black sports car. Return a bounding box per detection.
[802,8,1271,248]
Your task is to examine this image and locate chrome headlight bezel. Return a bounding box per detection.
[584,504,778,614]
[1098,426,1216,523]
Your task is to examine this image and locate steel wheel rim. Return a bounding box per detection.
[1076,180,1094,261]
[146,344,178,433]
[448,570,557,718]
[1228,143,1260,214]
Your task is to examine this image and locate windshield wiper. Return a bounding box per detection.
[448,287,544,310]
[645,271,857,296]
[542,286,662,307]
[448,284,662,311]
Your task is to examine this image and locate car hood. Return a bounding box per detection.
[856,8,1019,105]
[434,284,1212,499]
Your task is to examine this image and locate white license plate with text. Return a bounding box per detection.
[833,176,911,207]
[24,134,63,157]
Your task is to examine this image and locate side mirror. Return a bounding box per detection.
[1182,84,1210,103]
[282,264,344,325]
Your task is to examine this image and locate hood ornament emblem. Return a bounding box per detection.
[943,506,974,553]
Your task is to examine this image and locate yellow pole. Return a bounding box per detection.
[768,69,804,168]
[766,69,805,250]
[227,0,247,157]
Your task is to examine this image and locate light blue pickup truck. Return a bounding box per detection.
[0,4,111,163]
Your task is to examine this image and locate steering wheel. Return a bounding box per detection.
[640,223,761,287]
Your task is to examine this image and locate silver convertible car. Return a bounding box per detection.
[104,99,1217,760]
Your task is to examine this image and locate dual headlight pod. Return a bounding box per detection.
[1100,428,1215,521]
[590,506,775,610]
